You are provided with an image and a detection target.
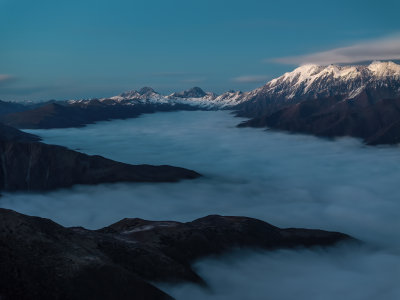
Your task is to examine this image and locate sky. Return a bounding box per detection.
[0,0,400,101]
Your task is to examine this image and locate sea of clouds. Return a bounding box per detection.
[1,111,399,299]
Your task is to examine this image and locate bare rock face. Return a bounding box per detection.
[0,209,354,300]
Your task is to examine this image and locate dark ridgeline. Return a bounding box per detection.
[0,209,354,300]
[0,101,202,129]
[0,123,200,191]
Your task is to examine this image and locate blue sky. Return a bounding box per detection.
[1,0,399,101]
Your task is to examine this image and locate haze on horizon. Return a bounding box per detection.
[0,0,400,101]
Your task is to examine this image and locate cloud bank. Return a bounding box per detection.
[1,111,399,299]
[161,246,400,300]
[272,35,400,65]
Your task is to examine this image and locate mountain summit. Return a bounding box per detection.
[171,87,207,98]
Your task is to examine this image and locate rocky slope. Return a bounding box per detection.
[0,123,199,191]
[0,208,354,300]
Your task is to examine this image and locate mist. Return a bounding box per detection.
[159,246,400,300]
[1,111,399,299]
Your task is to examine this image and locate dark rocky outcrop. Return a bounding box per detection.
[0,123,200,191]
[0,208,173,300]
[0,140,200,191]
[0,209,354,300]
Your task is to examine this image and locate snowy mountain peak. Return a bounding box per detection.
[171,87,207,98]
[260,61,400,101]
[118,90,140,99]
[138,87,157,95]
[107,87,160,102]
[367,61,400,77]
[273,61,400,87]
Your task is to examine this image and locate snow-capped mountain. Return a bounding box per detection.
[238,62,400,145]
[68,61,400,112]
[236,61,400,117]
[5,61,400,143]
[245,61,400,102]
[69,87,248,108]
[109,87,163,101]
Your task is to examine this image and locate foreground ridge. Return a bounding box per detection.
[0,209,354,300]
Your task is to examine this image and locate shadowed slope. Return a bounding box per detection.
[0,123,200,191]
[0,209,354,300]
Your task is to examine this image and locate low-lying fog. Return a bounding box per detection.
[2,111,399,299]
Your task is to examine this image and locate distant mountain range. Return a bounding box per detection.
[68,86,246,108]
[1,61,400,144]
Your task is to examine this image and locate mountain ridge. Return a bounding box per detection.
[0,121,200,191]
[1,61,400,144]
[0,208,354,300]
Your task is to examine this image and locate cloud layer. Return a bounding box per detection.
[161,246,400,300]
[272,35,400,65]
[2,111,400,299]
